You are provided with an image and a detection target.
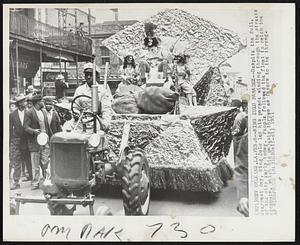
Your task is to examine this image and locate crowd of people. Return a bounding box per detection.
[9,92,62,190]
[9,63,112,191]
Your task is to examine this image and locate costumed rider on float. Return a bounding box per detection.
[115,55,144,95]
[140,22,197,106]
[171,53,197,106]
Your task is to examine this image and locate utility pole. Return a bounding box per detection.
[88,8,91,36]
[58,10,61,29]
[110,8,119,25]
[16,40,19,94]
[75,9,78,29]
[38,8,41,21]
[38,9,42,38]
[62,9,67,32]
[45,9,48,24]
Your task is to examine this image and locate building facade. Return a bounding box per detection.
[9,8,94,98]
[42,19,138,96]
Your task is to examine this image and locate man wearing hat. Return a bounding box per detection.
[73,62,112,131]
[44,96,62,134]
[9,94,32,189]
[26,85,36,95]
[24,94,53,190]
[55,74,69,102]
[26,85,38,99]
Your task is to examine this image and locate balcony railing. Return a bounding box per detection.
[10,11,92,55]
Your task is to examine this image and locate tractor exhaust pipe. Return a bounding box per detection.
[91,59,98,113]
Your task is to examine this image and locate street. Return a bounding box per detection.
[10,179,241,217]
[9,133,241,217]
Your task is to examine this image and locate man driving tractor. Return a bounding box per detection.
[69,62,112,131]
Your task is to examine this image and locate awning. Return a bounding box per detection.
[14,40,77,62]
[44,50,75,62]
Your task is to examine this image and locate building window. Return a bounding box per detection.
[100,46,110,65]
[68,62,77,67]
[101,57,110,65]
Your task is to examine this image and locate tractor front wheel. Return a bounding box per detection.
[121,149,150,215]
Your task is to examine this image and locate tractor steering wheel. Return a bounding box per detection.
[71,95,94,123]
[71,94,105,131]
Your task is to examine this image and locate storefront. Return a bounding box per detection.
[9,42,40,97]
[9,37,93,98]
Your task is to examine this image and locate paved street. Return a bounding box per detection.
[10,179,241,217]
[9,144,241,217]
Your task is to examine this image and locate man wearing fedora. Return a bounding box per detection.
[10,94,32,190]
[72,62,112,131]
[26,85,38,100]
[55,74,69,102]
[24,94,53,190]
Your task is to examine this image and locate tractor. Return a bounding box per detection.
[10,68,151,216]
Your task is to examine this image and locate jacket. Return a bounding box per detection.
[48,110,62,134]
[233,114,248,199]
[9,109,28,150]
[24,107,53,152]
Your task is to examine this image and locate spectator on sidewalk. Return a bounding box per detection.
[55,74,69,102]
[10,94,32,190]
[232,98,249,217]
[26,85,38,99]
[44,96,62,134]
[24,94,52,190]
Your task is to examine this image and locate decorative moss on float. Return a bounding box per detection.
[106,106,237,192]
[54,103,238,192]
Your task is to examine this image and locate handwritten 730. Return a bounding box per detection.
[41,222,216,241]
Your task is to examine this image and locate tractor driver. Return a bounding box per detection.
[72,62,112,131]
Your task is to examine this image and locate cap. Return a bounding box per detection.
[30,94,43,103]
[56,74,65,80]
[83,62,100,73]
[14,94,27,104]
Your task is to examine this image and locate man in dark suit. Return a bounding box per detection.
[44,96,62,134]
[24,94,53,190]
[10,94,32,190]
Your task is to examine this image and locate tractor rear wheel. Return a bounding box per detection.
[121,149,150,215]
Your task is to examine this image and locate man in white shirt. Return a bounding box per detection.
[73,62,112,131]
[10,94,32,189]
